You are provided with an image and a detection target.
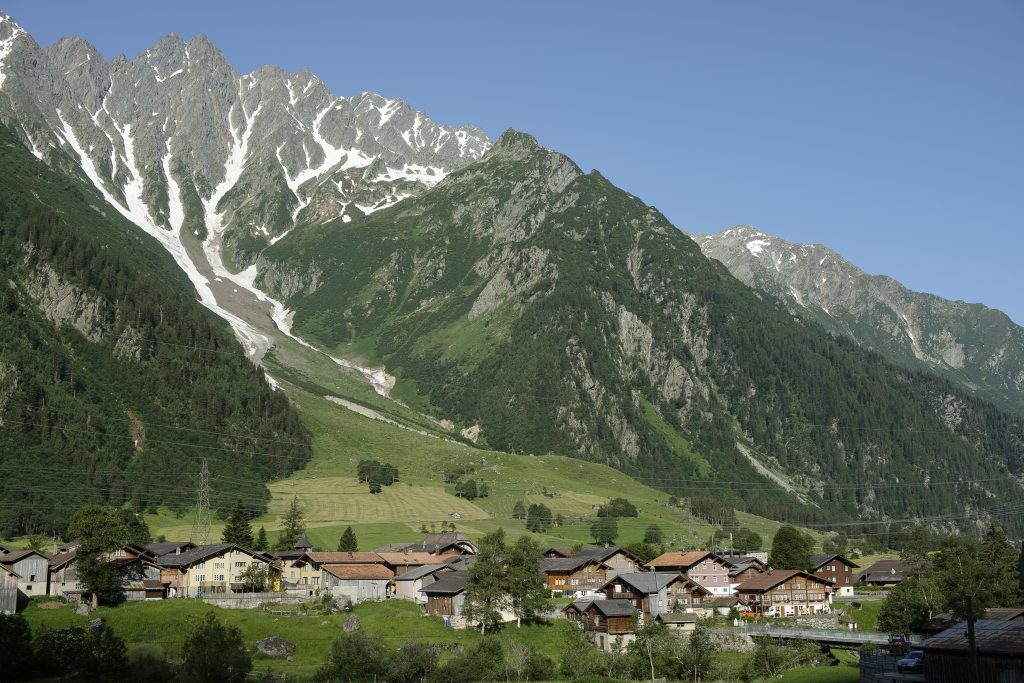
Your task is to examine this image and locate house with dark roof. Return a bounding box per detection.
[377,533,477,556]
[394,563,452,603]
[321,563,393,604]
[144,541,197,557]
[810,554,859,597]
[0,549,50,605]
[1,563,18,614]
[736,570,833,617]
[726,556,766,592]
[420,570,470,617]
[856,558,906,586]
[272,551,323,596]
[920,607,1024,636]
[645,551,735,596]
[540,556,608,596]
[922,620,1024,683]
[655,611,701,631]
[155,544,278,597]
[563,599,639,651]
[600,572,712,622]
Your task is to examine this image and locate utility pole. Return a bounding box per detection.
[190,460,211,545]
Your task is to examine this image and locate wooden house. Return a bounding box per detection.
[736,570,833,617]
[321,563,393,604]
[0,549,50,605]
[540,556,608,596]
[143,541,197,557]
[922,620,1024,683]
[645,551,735,596]
[810,554,859,597]
[600,572,712,623]
[0,563,18,614]
[420,570,469,617]
[155,543,278,597]
[393,563,451,603]
[563,599,638,652]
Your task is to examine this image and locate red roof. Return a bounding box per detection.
[646,551,723,569]
[736,570,833,593]
[307,552,384,564]
[322,564,394,580]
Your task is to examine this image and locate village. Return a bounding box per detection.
[4,528,1021,681]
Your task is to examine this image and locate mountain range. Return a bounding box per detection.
[697,226,1024,416]
[1,13,1022,538]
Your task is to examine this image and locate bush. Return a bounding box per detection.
[180,613,251,683]
[597,497,638,518]
[526,503,553,533]
[315,630,388,682]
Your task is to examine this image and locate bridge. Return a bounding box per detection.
[711,625,926,649]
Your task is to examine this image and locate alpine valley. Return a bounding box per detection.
[1,11,1022,543]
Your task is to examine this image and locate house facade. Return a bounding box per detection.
[322,563,392,604]
[274,551,322,596]
[0,549,50,605]
[540,557,607,596]
[156,544,278,597]
[646,551,734,596]
[563,599,638,652]
[421,570,469,617]
[0,564,18,614]
[600,572,712,623]
[810,554,859,597]
[736,570,833,617]
[393,563,450,603]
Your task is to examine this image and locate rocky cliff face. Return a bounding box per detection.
[696,226,1024,415]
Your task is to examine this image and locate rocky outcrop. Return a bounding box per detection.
[24,263,109,342]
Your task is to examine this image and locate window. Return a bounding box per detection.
[301,577,308,584]
[215,562,225,569]
[312,577,319,585]
[196,562,206,569]
[235,561,247,568]
[74,583,82,590]
[196,575,206,583]
[29,574,36,581]
[214,574,225,581]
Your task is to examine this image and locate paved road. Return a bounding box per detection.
[712,625,926,648]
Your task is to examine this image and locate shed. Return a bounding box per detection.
[922,619,1024,683]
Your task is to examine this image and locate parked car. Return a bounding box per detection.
[897,650,924,673]
[888,633,909,655]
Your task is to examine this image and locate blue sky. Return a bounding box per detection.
[7,1,1023,323]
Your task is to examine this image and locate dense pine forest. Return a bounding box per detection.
[0,126,311,537]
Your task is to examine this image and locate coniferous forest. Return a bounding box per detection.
[0,125,311,537]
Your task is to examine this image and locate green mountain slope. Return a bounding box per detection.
[697,226,1024,417]
[260,131,1024,532]
[0,125,311,537]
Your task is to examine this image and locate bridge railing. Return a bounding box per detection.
[712,625,926,647]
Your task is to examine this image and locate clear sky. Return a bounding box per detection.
[6,1,1023,323]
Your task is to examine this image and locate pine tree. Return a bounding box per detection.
[221,502,254,547]
[337,526,358,552]
[254,526,268,551]
[512,501,526,520]
[274,496,306,551]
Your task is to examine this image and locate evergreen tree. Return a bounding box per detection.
[337,526,358,552]
[512,501,527,520]
[116,510,151,545]
[526,503,553,533]
[254,526,268,551]
[274,496,306,551]
[768,525,813,570]
[221,502,254,547]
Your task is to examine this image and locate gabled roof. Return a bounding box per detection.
[646,551,732,570]
[656,612,700,624]
[307,552,383,565]
[144,541,197,557]
[380,533,476,555]
[736,569,832,592]
[376,551,453,566]
[586,599,637,618]
[857,559,906,583]
[923,620,1024,655]
[49,550,78,569]
[544,547,574,558]
[0,549,50,564]
[420,571,469,595]
[0,563,20,579]
[574,546,643,564]
[540,556,606,574]
[322,564,394,581]
[155,543,274,568]
[0,543,9,553]
[602,572,699,595]
[393,564,451,582]
[810,554,859,571]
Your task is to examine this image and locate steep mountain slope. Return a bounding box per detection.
[0,12,489,360]
[0,122,310,537]
[260,131,1024,532]
[696,226,1024,416]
